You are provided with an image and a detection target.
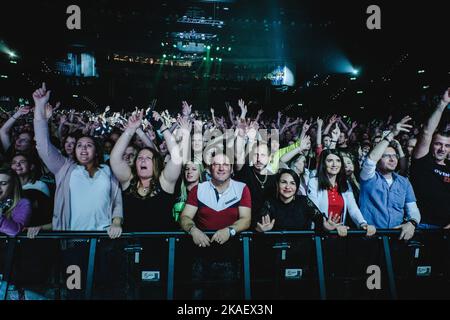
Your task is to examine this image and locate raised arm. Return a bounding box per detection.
[413,88,449,159]
[316,117,323,147]
[32,83,68,174]
[323,114,338,135]
[110,112,142,187]
[136,127,158,150]
[234,118,248,172]
[368,116,412,163]
[280,136,310,164]
[347,121,358,137]
[0,106,32,151]
[392,139,407,175]
[159,112,183,193]
[329,124,340,150]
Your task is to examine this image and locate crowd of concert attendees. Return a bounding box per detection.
[0,83,448,298]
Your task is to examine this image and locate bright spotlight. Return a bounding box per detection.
[352,69,359,75]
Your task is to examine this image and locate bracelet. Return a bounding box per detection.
[331,140,338,143]
[188,225,197,234]
[161,127,169,134]
[406,219,418,228]
[12,116,18,120]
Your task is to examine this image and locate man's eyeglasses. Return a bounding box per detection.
[382,154,399,160]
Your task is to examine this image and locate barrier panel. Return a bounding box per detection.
[0,230,449,300]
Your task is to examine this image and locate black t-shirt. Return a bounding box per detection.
[23,188,53,227]
[258,196,323,230]
[122,180,178,232]
[410,154,450,226]
[234,165,276,226]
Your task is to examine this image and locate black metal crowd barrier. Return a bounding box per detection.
[0,230,449,300]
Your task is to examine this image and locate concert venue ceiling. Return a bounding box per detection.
[0,1,448,116]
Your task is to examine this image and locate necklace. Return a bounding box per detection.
[253,169,268,189]
[138,180,151,194]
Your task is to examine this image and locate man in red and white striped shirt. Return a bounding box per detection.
[180,153,251,247]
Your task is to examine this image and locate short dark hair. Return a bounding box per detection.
[276,168,300,195]
[434,130,450,139]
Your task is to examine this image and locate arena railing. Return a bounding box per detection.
[0,230,448,300]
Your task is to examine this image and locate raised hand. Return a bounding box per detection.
[392,116,413,137]
[32,83,51,120]
[126,110,143,131]
[44,103,54,120]
[328,114,338,124]
[351,121,358,129]
[32,82,51,108]
[238,99,247,118]
[299,135,311,151]
[331,123,341,142]
[59,114,67,125]
[177,116,192,133]
[181,101,192,117]
[13,105,32,119]
[256,215,275,232]
[316,117,324,128]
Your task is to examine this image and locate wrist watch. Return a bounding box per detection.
[406,219,418,228]
[228,227,237,237]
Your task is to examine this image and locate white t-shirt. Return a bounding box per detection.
[23,180,50,197]
[69,165,112,231]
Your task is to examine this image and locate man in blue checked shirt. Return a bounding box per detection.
[359,116,421,240]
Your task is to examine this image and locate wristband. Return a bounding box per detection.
[148,116,163,131]
[405,219,418,228]
[161,127,169,135]
[188,225,197,234]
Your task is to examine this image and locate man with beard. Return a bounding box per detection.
[359,116,421,240]
[410,88,450,229]
[234,141,277,228]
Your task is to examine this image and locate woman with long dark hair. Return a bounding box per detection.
[307,149,376,237]
[32,83,123,238]
[110,111,183,231]
[255,168,338,232]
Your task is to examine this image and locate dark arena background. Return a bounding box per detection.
[0,0,449,306]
